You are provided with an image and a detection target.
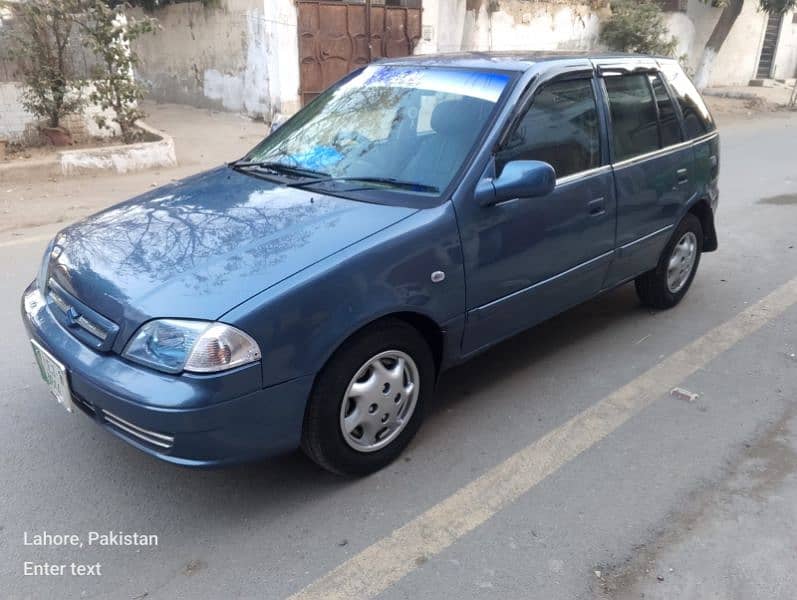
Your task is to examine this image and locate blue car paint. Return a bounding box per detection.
[22,53,719,467]
[45,166,417,351]
[22,284,314,464]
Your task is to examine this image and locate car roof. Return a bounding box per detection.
[375,51,677,72]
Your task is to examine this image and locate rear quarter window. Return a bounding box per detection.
[659,63,716,139]
[604,74,660,162]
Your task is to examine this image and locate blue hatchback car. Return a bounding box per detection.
[23,53,719,475]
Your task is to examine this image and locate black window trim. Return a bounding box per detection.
[656,61,716,139]
[650,70,688,146]
[494,72,606,182]
[601,71,662,164]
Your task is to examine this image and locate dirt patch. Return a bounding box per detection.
[704,95,785,123]
[594,405,797,599]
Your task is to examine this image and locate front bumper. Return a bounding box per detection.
[22,281,313,467]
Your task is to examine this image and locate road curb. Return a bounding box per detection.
[0,121,177,183]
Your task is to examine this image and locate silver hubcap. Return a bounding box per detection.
[667,231,698,293]
[339,350,420,453]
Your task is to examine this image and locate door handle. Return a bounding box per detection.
[588,197,606,216]
[676,168,689,185]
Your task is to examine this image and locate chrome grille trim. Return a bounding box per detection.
[48,287,71,313]
[75,315,108,340]
[102,410,174,449]
[46,278,115,346]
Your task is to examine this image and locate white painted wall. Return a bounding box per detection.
[132,0,300,120]
[463,1,601,52]
[664,11,696,64]
[672,1,797,86]
[773,10,797,80]
[416,0,602,55]
[415,0,467,54]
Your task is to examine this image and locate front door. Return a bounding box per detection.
[457,75,616,355]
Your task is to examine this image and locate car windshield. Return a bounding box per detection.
[241,65,512,196]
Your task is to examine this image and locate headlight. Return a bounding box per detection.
[123,319,261,374]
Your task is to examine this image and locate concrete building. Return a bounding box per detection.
[130,0,796,118]
[1,0,796,136]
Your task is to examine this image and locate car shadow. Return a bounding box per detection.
[430,282,645,416]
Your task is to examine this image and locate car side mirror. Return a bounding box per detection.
[475,160,556,206]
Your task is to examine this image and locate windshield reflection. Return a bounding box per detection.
[244,66,511,194]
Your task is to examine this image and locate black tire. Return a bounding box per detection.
[300,319,435,476]
[635,213,703,309]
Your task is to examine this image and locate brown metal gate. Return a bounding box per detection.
[297,1,422,106]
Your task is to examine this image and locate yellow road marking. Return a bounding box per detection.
[288,275,797,600]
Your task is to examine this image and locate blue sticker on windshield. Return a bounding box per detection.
[287,145,343,171]
[358,67,509,103]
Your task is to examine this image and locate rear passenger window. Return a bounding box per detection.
[649,74,683,147]
[604,74,659,162]
[659,63,716,139]
[496,78,600,179]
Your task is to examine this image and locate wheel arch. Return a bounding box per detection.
[687,197,718,252]
[317,311,445,382]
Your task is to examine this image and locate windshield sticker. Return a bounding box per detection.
[354,67,510,103]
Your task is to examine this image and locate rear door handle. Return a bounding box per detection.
[588,197,606,216]
[676,168,689,185]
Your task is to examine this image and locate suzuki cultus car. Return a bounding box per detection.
[23,53,719,475]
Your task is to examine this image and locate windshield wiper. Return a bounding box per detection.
[229,160,329,179]
[296,176,439,193]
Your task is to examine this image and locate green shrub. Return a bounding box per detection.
[600,0,678,57]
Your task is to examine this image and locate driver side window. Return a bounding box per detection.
[496,78,601,179]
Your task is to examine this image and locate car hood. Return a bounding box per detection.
[48,167,416,336]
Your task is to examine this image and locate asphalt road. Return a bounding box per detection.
[1,112,796,600]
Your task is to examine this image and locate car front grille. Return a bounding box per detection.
[46,278,119,351]
[101,409,175,450]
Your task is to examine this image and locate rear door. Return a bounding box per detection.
[658,61,720,220]
[599,67,694,286]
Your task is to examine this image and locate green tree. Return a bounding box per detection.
[73,1,157,143]
[1,0,85,130]
[600,0,678,56]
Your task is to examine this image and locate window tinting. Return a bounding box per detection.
[496,78,600,179]
[650,74,683,147]
[604,74,660,162]
[659,62,715,139]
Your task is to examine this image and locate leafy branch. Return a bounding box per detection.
[73,1,158,143]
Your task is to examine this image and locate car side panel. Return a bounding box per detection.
[694,133,720,209]
[459,168,616,355]
[221,203,466,388]
[604,143,694,286]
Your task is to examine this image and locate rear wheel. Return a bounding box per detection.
[635,213,703,309]
[301,319,434,476]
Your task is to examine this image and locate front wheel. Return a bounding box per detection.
[635,213,703,309]
[301,319,434,476]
